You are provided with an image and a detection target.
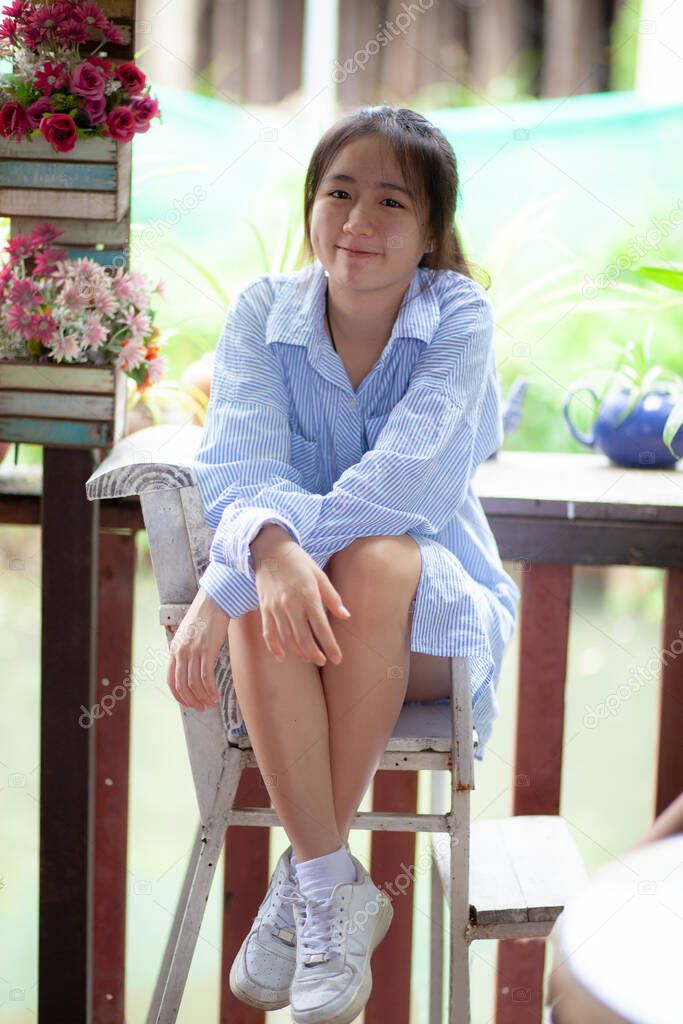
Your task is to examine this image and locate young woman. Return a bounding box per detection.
[168,104,519,1024]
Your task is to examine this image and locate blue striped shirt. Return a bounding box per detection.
[193,258,519,761]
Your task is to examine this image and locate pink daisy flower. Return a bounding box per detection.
[121,307,151,342]
[60,281,87,312]
[33,246,62,276]
[82,313,107,351]
[9,277,42,306]
[30,223,64,246]
[7,301,35,340]
[91,286,118,317]
[116,337,146,371]
[35,60,67,96]
[29,312,58,346]
[110,269,136,303]
[48,331,81,362]
[0,15,17,41]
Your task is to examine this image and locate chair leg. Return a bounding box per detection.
[448,788,471,1023]
[146,746,243,1024]
[429,840,444,1024]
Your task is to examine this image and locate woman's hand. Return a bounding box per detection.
[166,587,230,711]
[251,524,350,666]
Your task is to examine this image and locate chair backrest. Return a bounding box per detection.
[86,423,476,788]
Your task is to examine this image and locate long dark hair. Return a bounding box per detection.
[297,104,489,289]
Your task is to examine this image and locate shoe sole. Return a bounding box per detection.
[228,943,292,1011]
[292,894,394,1024]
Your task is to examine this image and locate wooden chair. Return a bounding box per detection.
[85,422,587,1024]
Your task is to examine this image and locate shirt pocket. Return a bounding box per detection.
[364,412,390,450]
[290,432,321,493]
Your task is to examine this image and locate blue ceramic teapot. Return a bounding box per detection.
[563,384,683,468]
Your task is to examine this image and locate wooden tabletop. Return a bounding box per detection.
[477,452,683,523]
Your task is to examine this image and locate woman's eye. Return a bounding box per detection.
[328,190,403,209]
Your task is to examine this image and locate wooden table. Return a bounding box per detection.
[1,449,682,1024]
[546,834,683,1023]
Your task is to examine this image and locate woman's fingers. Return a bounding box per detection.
[166,656,190,708]
[309,606,343,664]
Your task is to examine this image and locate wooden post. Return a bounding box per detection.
[496,562,573,1024]
[366,771,418,1024]
[92,531,137,1022]
[654,569,683,816]
[40,448,100,1023]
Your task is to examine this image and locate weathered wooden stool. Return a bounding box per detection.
[86,423,587,1024]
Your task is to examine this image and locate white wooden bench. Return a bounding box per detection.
[85,423,587,1024]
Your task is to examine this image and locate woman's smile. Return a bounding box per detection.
[336,244,380,259]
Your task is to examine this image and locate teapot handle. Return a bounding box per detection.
[562,385,599,447]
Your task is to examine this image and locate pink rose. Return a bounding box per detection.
[128,95,160,132]
[0,101,30,141]
[104,105,136,143]
[68,60,106,100]
[40,113,78,153]
[26,97,53,130]
[114,61,146,96]
[81,93,107,126]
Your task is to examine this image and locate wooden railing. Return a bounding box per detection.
[1,448,681,1023]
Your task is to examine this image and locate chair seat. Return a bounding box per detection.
[233,701,478,755]
[432,814,587,929]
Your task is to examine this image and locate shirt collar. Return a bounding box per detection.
[264,258,441,348]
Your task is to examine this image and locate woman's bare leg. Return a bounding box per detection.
[228,609,342,862]
[320,535,426,843]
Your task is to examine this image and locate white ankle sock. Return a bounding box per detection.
[295,845,356,899]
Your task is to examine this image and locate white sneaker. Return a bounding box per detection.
[228,845,298,1010]
[288,853,394,1024]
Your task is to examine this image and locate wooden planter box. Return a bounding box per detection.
[0,135,131,222]
[0,360,127,449]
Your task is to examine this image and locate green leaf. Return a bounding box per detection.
[632,264,683,292]
[663,397,683,457]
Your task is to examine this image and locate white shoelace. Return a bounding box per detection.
[270,878,299,944]
[282,887,343,965]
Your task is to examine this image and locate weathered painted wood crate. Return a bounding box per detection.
[0,136,131,222]
[0,360,128,449]
[9,215,130,269]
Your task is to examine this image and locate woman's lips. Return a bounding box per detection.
[337,246,379,259]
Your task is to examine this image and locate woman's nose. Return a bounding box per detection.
[343,202,375,235]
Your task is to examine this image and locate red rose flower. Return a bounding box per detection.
[128,95,160,131]
[104,105,136,143]
[114,61,146,95]
[40,112,78,153]
[81,93,107,125]
[68,60,106,100]
[26,97,54,130]
[0,101,30,141]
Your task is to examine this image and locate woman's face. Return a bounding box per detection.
[310,134,431,292]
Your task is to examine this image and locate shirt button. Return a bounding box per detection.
[348,397,357,410]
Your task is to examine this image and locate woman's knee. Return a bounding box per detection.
[326,535,422,594]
